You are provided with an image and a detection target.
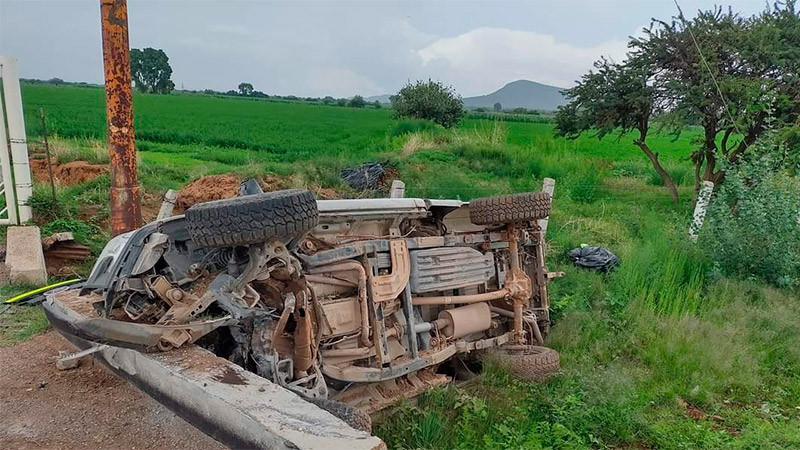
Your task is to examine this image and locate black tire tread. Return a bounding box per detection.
[469,192,551,225]
[185,189,319,247]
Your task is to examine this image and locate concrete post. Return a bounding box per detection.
[0,57,33,222]
[389,180,405,198]
[0,72,18,225]
[538,177,556,233]
[689,180,714,241]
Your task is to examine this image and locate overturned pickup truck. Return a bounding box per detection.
[43,183,561,447]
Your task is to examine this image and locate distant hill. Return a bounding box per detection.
[463,80,567,111]
[366,94,393,104]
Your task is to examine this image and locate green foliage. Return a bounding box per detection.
[556,1,800,198]
[41,218,99,244]
[392,79,465,128]
[701,156,800,288]
[26,190,61,222]
[130,47,174,94]
[348,95,366,108]
[237,82,254,96]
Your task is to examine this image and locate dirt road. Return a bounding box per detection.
[0,331,225,449]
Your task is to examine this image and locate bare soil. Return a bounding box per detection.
[176,174,241,210]
[0,331,225,450]
[30,159,108,186]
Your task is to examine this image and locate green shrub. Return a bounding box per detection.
[700,156,800,288]
[26,190,61,222]
[392,80,465,128]
[41,218,99,244]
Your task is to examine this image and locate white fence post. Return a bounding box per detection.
[689,180,715,241]
[0,56,33,223]
[0,81,18,225]
[538,177,556,234]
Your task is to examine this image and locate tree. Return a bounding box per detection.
[130,48,175,94]
[493,102,502,112]
[238,82,254,96]
[373,100,382,109]
[555,2,800,202]
[392,79,465,128]
[348,95,366,108]
[322,96,335,104]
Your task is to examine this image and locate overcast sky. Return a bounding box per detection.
[0,0,765,97]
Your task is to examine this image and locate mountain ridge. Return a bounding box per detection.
[368,80,567,111]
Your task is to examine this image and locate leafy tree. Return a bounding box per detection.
[336,98,348,107]
[373,100,382,109]
[493,102,502,112]
[322,96,335,104]
[47,77,64,85]
[556,2,800,202]
[238,82,254,96]
[348,95,366,108]
[392,79,465,128]
[130,48,175,94]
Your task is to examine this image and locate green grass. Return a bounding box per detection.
[0,285,49,344]
[14,84,800,448]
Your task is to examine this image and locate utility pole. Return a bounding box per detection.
[100,0,141,235]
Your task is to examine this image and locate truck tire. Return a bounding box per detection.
[483,345,559,381]
[185,189,319,247]
[310,398,372,433]
[469,192,551,225]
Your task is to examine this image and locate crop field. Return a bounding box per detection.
[7,84,800,448]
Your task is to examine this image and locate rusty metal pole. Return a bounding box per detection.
[100,0,141,235]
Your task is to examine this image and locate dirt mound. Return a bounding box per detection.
[177,173,340,209]
[176,174,241,209]
[0,331,224,449]
[30,158,107,186]
[56,161,107,185]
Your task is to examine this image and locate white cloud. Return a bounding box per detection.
[416,27,629,95]
[301,68,384,98]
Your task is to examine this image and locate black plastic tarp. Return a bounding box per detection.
[567,246,619,271]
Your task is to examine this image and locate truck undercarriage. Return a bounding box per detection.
[43,184,561,444]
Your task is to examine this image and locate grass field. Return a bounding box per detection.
[7,84,800,448]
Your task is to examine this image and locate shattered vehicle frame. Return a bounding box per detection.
[43,182,562,441]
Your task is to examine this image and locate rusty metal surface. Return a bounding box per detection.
[100,0,141,235]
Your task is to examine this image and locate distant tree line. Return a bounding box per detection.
[190,83,382,108]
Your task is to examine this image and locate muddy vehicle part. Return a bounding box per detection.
[186,189,318,247]
[469,191,551,225]
[42,290,384,449]
[483,344,560,381]
[46,185,562,447]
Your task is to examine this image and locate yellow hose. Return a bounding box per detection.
[3,278,82,304]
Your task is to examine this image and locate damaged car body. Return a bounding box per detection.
[43,182,563,430]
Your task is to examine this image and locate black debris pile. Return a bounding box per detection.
[341,162,386,190]
[568,245,619,272]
